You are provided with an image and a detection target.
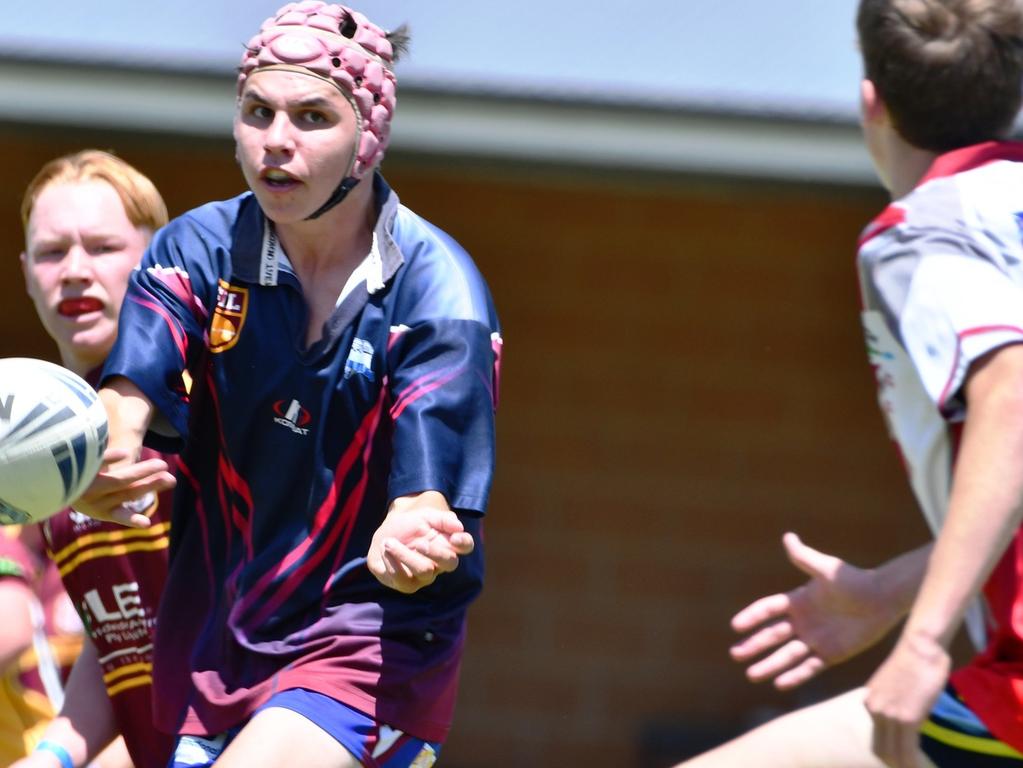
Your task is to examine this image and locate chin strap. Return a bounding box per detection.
[305,176,360,220]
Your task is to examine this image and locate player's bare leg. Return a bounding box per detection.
[213,708,363,768]
[675,688,937,768]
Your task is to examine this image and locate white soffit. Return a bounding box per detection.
[0,60,876,185]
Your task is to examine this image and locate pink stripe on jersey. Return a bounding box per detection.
[491,337,503,409]
[390,367,463,421]
[204,376,248,557]
[176,457,218,604]
[323,392,388,602]
[236,390,387,629]
[129,295,187,362]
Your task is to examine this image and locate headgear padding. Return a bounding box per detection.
[238,1,398,181]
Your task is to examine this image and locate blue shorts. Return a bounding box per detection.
[167,689,441,768]
[920,686,1023,767]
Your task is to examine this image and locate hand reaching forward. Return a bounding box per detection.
[71,447,176,528]
[730,532,907,690]
[367,491,475,594]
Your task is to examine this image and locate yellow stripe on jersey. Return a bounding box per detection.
[104,662,154,698]
[103,661,152,684]
[921,719,1023,759]
[56,537,170,579]
[106,674,152,697]
[48,521,170,568]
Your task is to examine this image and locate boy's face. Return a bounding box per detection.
[233,69,360,224]
[21,180,149,376]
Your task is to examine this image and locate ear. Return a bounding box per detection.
[19,251,29,292]
[860,78,889,126]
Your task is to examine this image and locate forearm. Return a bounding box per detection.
[871,543,933,626]
[98,377,154,462]
[903,346,1023,649]
[36,638,118,767]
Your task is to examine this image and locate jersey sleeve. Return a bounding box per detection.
[102,216,222,450]
[385,236,501,514]
[867,231,1023,417]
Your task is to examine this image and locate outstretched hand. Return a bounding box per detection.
[730,532,900,690]
[71,447,176,528]
[367,493,475,594]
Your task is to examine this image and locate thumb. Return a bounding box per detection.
[782,531,839,581]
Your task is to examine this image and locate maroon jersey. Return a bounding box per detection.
[41,447,174,768]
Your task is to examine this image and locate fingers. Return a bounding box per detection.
[381,538,437,593]
[404,526,471,574]
[97,458,172,487]
[730,618,794,661]
[783,531,840,582]
[367,505,476,593]
[772,655,826,690]
[74,459,176,527]
[731,593,791,633]
[90,470,175,509]
[376,535,462,594]
[447,530,475,556]
[419,508,469,536]
[744,638,811,683]
[106,504,158,529]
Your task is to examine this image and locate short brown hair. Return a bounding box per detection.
[858,0,1023,151]
[21,149,168,234]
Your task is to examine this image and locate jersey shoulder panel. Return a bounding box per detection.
[390,205,497,327]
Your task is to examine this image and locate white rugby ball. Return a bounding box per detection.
[0,358,108,524]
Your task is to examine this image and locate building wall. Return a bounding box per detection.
[0,127,935,767]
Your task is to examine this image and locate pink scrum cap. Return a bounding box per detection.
[238,1,398,181]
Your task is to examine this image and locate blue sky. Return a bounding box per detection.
[2,1,864,118]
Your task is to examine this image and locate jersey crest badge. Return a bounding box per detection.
[210,280,249,353]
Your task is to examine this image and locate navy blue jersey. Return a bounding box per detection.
[102,175,501,742]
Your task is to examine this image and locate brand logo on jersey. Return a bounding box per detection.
[344,338,375,381]
[273,399,311,435]
[210,279,249,353]
[0,394,12,421]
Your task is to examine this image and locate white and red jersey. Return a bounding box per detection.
[858,141,1023,751]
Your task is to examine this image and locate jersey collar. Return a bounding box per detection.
[233,172,404,292]
[917,140,1023,187]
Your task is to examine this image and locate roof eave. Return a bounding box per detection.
[0,58,878,185]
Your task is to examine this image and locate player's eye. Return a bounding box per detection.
[32,247,65,262]
[248,104,273,121]
[300,110,329,125]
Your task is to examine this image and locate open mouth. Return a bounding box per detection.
[57,297,104,317]
[262,168,299,189]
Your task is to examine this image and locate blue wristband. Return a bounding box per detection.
[35,740,73,768]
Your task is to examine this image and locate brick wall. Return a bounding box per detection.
[1,127,935,767]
